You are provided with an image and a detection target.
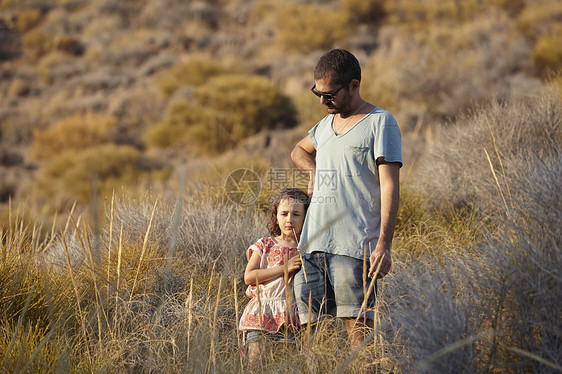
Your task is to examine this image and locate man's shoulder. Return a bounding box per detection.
[364,107,399,130]
[368,106,396,120]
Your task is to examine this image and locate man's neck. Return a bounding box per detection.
[340,98,366,118]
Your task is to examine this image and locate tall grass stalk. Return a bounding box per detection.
[107,191,115,283]
[0,289,33,373]
[233,277,244,372]
[114,223,123,334]
[131,199,158,294]
[61,230,92,368]
[186,278,193,363]
[486,115,512,203]
[208,275,222,372]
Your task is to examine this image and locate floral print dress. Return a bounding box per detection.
[238,237,300,333]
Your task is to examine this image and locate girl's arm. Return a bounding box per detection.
[244,251,301,286]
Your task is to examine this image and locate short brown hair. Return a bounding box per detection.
[314,49,361,86]
[267,188,310,236]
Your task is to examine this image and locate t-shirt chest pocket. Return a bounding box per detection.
[341,145,369,176]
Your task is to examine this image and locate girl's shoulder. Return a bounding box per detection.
[247,237,276,259]
[256,236,276,246]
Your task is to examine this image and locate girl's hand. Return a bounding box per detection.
[286,253,302,274]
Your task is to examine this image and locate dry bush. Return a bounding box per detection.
[21,27,53,60]
[389,13,540,123]
[385,155,561,372]
[53,34,84,56]
[387,90,561,372]
[138,0,219,31]
[31,113,116,161]
[32,144,166,212]
[79,67,133,94]
[104,193,265,279]
[16,8,42,32]
[360,12,544,130]
[33,194,266,371]
[515,0,562,39]
[35,50,85,85]
[7,77,29,98]
[158,56,234,97]
[102,28,173,67]
[532,25,562,77]
[485,0,525,16]
[383,255,476,373]
[383,0,484,28]
[340,0,385,24]
[274,3,349,53]
[416,90,561,213]
[482,155,562,373]
[106,85,166,147]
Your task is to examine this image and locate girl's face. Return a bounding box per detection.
[276,197,306,238]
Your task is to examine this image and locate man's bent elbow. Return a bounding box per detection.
[290,146,300,164]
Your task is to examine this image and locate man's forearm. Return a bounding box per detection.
[377,163,400,251]
[291,146,316,176]
[291,145,316,195]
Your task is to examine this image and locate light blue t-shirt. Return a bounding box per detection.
[298,107,402,260]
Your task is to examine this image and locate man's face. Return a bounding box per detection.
[313,77,353,115]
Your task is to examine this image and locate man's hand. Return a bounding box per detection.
[307,175,315,195]
[368,161,399,279]
[368,245,392,279]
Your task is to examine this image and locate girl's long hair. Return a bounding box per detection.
[267,188,310,236]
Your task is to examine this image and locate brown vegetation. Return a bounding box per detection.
[0,1,560,371]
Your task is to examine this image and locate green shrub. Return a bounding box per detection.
[144,120,188,148]
[22,28,53,60]
[275,4,349,52]
[532,26,562,77]
[53,34,84,56]
[515,1,562,39]
[146,74,297,153]
[34,144,158,210]
[195,74,296,136]
[16,8,42,32]
[340,0,385,24]
[7,77,29,97]
[485,0,525,16]
[36,51,65,85]
[159,56,228,97]
[31,113,116,161]
[384,0,484,28]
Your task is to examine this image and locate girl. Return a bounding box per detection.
[239,187,309,365]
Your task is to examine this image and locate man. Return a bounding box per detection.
[291,49,402,347]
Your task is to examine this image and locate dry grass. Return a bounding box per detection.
[1,1,561,372]
[2,131,560,373]
[416,88,561,214]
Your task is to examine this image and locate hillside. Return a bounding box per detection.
[0,0,561,222]
[0,1,561,372]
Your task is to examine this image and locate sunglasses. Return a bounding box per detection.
[310,82,348,101]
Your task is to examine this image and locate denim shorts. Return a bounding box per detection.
[294,252,377,324]
[244,330,296,345]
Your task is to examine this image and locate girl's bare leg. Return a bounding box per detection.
[246,341,261,370]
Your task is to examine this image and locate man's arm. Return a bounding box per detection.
[291,135,317,195]
[368,160,400,279]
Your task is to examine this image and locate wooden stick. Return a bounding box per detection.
[292,228,307,283]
